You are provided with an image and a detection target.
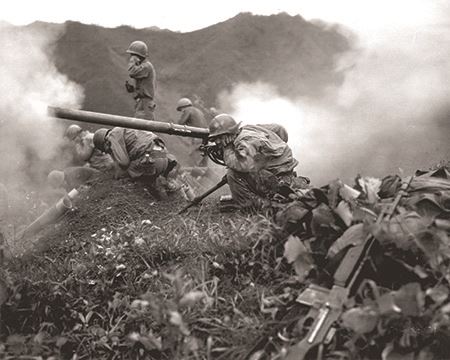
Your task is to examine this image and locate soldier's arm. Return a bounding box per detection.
[178,109,190,125]
[128,56,150,79]
[223,139,261,173]
[108,132,130,169]
[75,137,94,162]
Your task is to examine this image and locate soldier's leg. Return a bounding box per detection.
[137,151,180,199]
[64,167,101,188]
[134,98,155,120]
[226,169,259,208]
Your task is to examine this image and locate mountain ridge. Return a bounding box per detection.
[49,13,350,119]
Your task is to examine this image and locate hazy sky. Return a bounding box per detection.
[1,0,447,33]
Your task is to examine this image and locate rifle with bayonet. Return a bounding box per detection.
[178,175,228,214]
[282,176,413,360]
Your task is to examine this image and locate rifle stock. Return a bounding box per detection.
[178,175,228,214]
[284,176,413,359]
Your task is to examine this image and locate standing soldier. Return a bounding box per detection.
[208,114,305,211]
[125,40,156,120]
[176,98,208,168]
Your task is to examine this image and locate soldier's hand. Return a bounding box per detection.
[125,81,135,93]
[129,55,141,65]
[222,134,235,147]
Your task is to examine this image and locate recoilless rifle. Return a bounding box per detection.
[47,106,225,166]
[48,107,228,212]
[281,176,413,360]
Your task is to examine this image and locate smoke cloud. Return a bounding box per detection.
[0,23,84,188]
[218,2,450,185]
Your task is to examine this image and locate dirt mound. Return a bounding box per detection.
[8,168,229,258]
[1,172,270,360]
[13,176,191,257]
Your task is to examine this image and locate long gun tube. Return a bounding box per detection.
[48,106,210,140]
[18,189,79,239]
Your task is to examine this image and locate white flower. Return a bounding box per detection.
[134,237,145,246]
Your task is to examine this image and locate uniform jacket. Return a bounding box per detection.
[106,128,165,178]
[128,56,156,100]
[76,132,114,172]
[178,106,208,128]
[63,167,100,190]
[223,125,298,175]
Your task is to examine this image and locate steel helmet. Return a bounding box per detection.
[93,128,109,152]
[64,124,82,141]
[208,114,240,139]
[176,98,192,111]
[47,170,65,188]
[126,40,148,58]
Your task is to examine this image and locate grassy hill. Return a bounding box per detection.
[3,167,450,359]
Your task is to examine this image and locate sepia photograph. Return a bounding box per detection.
[0,0,449,358]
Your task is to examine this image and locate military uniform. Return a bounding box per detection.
[223,125,298,209]
[62,167,101,190]
[178,106,208,128]
[106,128,176,179]
[178,106,208,167]
[128,56,156,120]
[74,132,114,172]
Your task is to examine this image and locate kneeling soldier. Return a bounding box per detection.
[208,114,303,211]
[93,128,179,199]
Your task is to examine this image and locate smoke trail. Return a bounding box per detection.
[218,3,450,185]
[0,23,84,188]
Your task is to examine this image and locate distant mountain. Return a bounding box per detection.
[48,13,349,118]
[28,13,351,164]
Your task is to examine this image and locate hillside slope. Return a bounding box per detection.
[49,13,349,121]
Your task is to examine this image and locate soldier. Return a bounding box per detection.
[125,40,156,120]
[93,128,179,199]
[176,98,208,128]
[208,114,304,211]
[176,98,208,168]
[48,167,101,192]
[64,124,114,172]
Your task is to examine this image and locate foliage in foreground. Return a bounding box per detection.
[2,167,450,360]
[1,191,292,359]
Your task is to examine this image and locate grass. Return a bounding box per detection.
[3,164,450,359]
[1,178,297,359]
